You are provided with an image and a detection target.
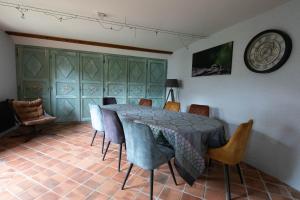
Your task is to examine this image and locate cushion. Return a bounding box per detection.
[12,98,44,122]
[22,115,56,126]
[0,100,16,132]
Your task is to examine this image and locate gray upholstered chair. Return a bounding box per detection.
[121,119,177,200]
[103,97,117,105]
[101,108,125,172]
[89,104,105,154]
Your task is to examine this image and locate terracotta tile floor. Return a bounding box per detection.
[0,123,299,200]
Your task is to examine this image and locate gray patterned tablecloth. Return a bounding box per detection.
[102,104,226,185]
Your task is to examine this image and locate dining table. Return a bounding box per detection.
[101,104,226,185]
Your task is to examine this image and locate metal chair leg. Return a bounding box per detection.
[224,164,231,200]
[121,163,133,190]
[118,144,122,172]
[236,163,244,184]
[90,130,97,146]
[168,161,177,185]
[150,170,154,200]
[102,141,111,161]
[25,125,38,143]
[101,132,105,154]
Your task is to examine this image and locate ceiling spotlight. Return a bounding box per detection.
[15,5,28,19]
[97,12,108,19]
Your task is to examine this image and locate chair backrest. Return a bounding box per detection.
[188,104,209,117]
[139,98,152,107]
[89,104,104,132]
[101,108,125,144]
[224,119,254,164]
[103,97,117,105]
[122,119,167,170]
[12,98,44,122]
[164,101,180,112]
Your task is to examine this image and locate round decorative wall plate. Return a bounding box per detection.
[244,29,292,73]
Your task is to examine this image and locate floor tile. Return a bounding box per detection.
[265,182,290,197]
[96,178,121,196]
[181,193,201,200]
[0,123,298,200]
[159,186,183,200]
[35,191,61,200]
[65,185,93,200]
[86,191,110,200]
[184,182,204,198]
[52,179,79,196]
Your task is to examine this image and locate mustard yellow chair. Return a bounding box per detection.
[207,119,253,200]
[164,101,180,112]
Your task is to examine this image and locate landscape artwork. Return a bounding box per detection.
[192,41,233,77]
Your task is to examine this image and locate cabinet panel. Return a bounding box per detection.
[152,98,165,108]
[51,50,80,122]
[104,55,127,103]
[128,84,146,97]
[147,59,167,84]
[82,83,102,97]
[127,57,147,104]
[81,98,102,120]
[147,59,167,107]
[128,57,147,83]
[147,85,165,98]
[56,98,79,122]
[80,53,104,121]
[17,46,51,113]
[127,98,140,105]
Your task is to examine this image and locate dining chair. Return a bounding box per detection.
[121,119,177,200]
[188,104,209,117]
[139,98,152,107]
[207,119,253,200]
[164,101,180,112]
[101,108,125,172]
[103,97,117,105]
[89,104,105,154]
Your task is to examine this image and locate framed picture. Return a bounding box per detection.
[192,41,233,77]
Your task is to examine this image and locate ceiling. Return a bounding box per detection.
[0,0,289,52]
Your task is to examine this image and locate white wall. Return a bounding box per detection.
[168,0,300,190]
[0,31,17,101]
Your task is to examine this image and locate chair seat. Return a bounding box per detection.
[22,116,56,126]
[157,144,175,163]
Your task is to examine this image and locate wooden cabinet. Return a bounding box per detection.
[16,46,51,113]
[16,45,167,122]
[147,59,167,108]
[104,55,127,104]
[80,53,104,121]
[50,50,80,122]
[127,57,147,105]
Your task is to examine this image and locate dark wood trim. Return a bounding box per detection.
[6,31,173,55]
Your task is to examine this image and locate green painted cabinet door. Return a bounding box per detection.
[127,57,147,105]
[147,59,167,108]
[16,46,51,113]
[80,53,104,121]
[104,55,127,104]
[51,50,80,122]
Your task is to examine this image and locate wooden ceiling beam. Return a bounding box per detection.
[6,31,173,55]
